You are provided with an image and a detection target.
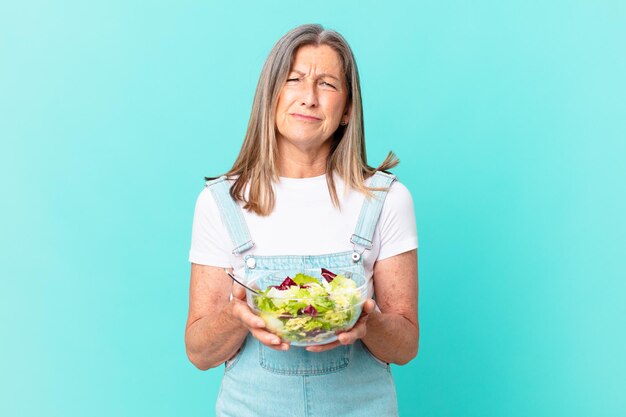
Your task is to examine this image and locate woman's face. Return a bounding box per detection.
[275,44,350,151]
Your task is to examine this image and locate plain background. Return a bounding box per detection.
[1,1,625,416]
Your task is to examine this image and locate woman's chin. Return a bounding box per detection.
[278,135,331,151]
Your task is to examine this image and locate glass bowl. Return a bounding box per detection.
[245,268,368,346]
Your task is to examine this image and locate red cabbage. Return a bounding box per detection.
[272,276,297,290]
[302,304,318,317]
[321,268,337,283]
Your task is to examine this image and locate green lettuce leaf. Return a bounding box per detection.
[292,273,319,286]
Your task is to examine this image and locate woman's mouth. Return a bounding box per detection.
[291,113,322,122]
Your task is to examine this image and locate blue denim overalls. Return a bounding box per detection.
[206,171,400,417]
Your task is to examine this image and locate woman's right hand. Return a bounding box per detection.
[229,282,290,351]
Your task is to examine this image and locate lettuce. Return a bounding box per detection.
[252,270,363,343]
[293,273,319,286]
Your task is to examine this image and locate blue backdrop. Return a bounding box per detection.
[1,1,625,416]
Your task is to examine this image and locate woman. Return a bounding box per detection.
[186,24,418,416]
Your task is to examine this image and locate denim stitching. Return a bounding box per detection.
[258,344,351,376]
[303,376,311,417]
[351,172,396,250]
[207,176,255,255]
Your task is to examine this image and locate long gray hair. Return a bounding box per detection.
[220,23,398,216]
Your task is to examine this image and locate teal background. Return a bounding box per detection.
[1,1,625,416]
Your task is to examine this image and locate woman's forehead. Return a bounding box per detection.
[290,44,344,77]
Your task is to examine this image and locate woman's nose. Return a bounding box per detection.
[299,81,319,107]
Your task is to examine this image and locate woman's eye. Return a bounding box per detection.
[286,78,299,82]
[321,81,336,89]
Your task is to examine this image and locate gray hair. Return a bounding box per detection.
[223,23,398,216]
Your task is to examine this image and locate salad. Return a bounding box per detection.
[252,268,364,344]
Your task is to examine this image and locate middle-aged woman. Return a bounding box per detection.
[186,24,419,416]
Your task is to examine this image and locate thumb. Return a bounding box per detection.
[363,299,376,315]
[232,282,247,300]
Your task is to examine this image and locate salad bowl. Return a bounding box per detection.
[245,268,369,346]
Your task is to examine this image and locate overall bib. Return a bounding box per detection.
[206,171,400,417]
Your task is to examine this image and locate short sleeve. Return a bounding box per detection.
[188,187,232,267]
[376,180,418,261]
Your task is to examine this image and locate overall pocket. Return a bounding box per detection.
[224,350,241,372]
[259,343,351,376]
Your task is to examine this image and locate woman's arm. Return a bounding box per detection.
[184,264,290,370]
[361,249,419,365]
[305,249,419,365]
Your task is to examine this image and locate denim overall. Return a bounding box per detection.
[206,171,400,417]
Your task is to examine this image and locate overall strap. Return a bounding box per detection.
[205,176,255,255]
[350,171,397,250]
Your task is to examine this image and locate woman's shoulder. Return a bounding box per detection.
[382,176,415,214]
[365,172,413,201]
[194,185,220,215]
[197,175,247,217]
[376,175,418,256]
[389,178,413,197]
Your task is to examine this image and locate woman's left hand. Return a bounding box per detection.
[305,299,377,352]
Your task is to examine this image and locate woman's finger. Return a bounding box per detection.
[337,323,367,345]
[362,299,376,314]
[228,290,291,350]
[336,306,373,344]
[233,305,291,350]
[250,328,290,350]
[231,282,247,300]
[307,299,376,351]
[307,320,367,350]
[230,299,265,328]
[306,340,341,352]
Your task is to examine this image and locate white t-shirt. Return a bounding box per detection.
[189,173,418,281]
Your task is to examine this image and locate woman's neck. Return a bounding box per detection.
[277,140,330,178]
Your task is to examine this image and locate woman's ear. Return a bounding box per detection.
[342,104,351,125]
